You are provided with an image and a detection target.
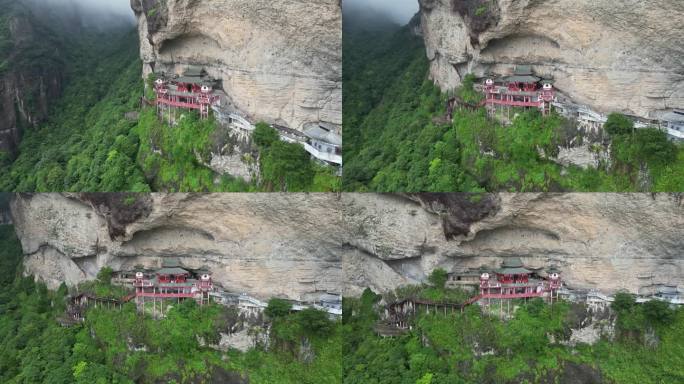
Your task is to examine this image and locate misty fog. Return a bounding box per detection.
[343,0,419,25]
[29,0,135,20]
[24,0,136,31]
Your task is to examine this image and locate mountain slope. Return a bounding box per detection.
[342,19,684,192]
[0,0,65,158]
[0,30,150,192]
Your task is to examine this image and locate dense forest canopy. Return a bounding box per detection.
[0,1,339,192]
[0,224,341,383]
[342,20,684,192]
[343,284,684,384]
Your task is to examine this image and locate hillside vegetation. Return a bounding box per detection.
[0,225,341,383]
[343,286,684,384]
[342,24,684,192]
[0,16,339,192]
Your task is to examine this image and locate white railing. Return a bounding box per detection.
[313,304,343,316]
[210,104,342,166]
[587,290,614,302]
[279,134,300,144]
[229,113,254,132]
[238,294,268,308]
[303,143,342,165]
[665,127,684,139]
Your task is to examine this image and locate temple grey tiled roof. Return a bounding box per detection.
[320,293,341,302]
[304,125,342,146]
[662,111,684,122]
[175,76,214,86]
[496,267,533,275]
[504,75,541,83]
[156,267,190,275]
[497,258,531,274]
[657,285,679,294]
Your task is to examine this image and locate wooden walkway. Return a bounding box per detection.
[58,292,136,326]
[446,96,487,120]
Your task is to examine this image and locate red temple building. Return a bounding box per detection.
[481,65,556,116]
[478,258,562,303]
[133,261,213,309]
[153,66,220,121]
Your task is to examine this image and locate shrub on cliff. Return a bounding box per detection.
[265,298,292,319]
[428,268,448,289]
[604,113,634,136]
[297,308,333,337]
[96,267,114,284]
[260,141,314,192]
[643,300,675,327]
[253,123,279,149]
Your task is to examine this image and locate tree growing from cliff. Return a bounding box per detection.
[643,300,676,327]
[96,266,113,285]
[297,308,333,337]
[428,268,448,289]
[604,113,634,136]
[0,225,21,287]
[612,292,636,312]
[253,123,279,149]
[265,298,292,319]
[260,141,314,192]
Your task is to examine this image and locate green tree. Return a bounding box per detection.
[604,113,634,136]
[612,292,636,313]
[297,308,332,337]
[416,373,433,384]
[643,299,675,326]
[253,122,279,149]
[260,141,314,191]
[428,268,448,289]
[96,266,113,284]
[633,128,677,166]
[265,298,292,319]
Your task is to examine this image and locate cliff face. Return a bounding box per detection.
[12,193,683,300]
[419,0,684,120]
[11,193,343,301]
[343,193,684,296]
[0,5,63,157]
[130,0,342,132]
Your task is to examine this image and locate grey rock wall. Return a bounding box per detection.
[419,0,684,120]
[10,193,683,300]
[130,0,342,132]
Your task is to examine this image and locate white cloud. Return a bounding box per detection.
[28,0,135,21]
[343,0,419,24]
